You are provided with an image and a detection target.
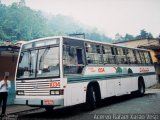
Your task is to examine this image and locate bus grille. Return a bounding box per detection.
[16,80,50,96]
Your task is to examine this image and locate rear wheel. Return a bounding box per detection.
[137,80,145,96]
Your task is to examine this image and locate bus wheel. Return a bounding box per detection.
[86,86,97,111]
[45,107,53,112]
[137,80,145,97]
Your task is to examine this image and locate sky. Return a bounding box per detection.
[1,0,160,38]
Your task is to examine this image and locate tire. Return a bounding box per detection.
[137,80,145,97]
[86,86,97,111]
[45,107,53,112]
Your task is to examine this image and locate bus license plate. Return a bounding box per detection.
[44,100,54,105]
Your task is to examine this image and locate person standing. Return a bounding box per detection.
[0,72,11,117]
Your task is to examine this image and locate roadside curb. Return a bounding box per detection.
[0,105,38,115]
[146,89,160,93]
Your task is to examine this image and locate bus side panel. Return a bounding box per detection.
[64,85,72,106]
[106,80,115,97]
[120,77,132,94]
[144,75,157,88]
[131,77,138,91]
[64,82,87,106]
[100,80,115,99]
[100,80,107,99]
[114,79,122,96]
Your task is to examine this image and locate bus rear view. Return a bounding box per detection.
[15,37,64,111]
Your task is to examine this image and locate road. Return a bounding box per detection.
[17,89,160,120]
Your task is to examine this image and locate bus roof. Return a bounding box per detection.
[23,36,150,51]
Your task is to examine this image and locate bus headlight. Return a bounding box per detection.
[50,89,63,95]
[16,90,24,95]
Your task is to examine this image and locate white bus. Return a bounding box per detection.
[15,36,157,111]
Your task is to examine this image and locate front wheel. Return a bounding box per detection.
[45,107,53,112]
[86,86,97,111]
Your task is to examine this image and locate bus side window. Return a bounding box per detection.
[111,47,115,55]
[144,51,152,65]
[133,50,138,64]
[102,46,105,54]
[126,49,136,64]
[96,45,101,54]
[123,48,128,64]
[148,51,153,64]
[116,47,127,64]
[85,42,102,64]
[134,50,142,64]
[139,51,146,64]
[111,47,116,64]
[102,45,116,64]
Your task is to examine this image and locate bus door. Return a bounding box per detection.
[76,48,84,64]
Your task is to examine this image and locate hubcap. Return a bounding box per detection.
[93,91,96,102]
[140,84,144,93]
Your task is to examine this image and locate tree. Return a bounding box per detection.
[124,34,135,41]
[148,32,153,39]
[0,2,111,42]
[136,29,153,39]
[140,29,148,39]
[114,33,124,41]
[19,0,26,7]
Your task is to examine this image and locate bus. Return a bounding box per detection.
[14,36,157,111]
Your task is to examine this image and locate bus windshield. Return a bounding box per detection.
[17,46,60,79]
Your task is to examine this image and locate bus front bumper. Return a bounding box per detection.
[14,98,64,107]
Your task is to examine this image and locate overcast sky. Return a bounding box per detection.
[1,0,160,38]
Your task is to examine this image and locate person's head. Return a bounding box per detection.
[4,72,9,80]
[4,75,8,80]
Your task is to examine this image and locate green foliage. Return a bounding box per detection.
[135,29,153,39]
[0,3,48,41]
[124,34,135,41]
[0,3,112,42]
[0,2,154,43]
[114,29,154,42]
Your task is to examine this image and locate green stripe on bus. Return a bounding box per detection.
[67,72,155,83]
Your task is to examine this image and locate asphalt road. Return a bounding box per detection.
[18,89,160,120]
